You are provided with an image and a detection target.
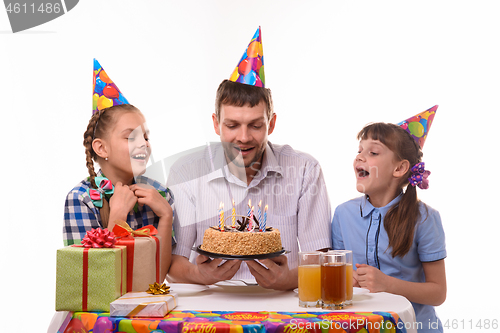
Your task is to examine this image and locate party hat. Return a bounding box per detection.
[229,26,265,87]
[397,105,438,149]
[92,59,129,114]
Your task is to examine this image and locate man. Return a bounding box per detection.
[166,79,331,290]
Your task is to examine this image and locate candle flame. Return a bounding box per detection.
[265,205,268,211]
[248,199,251,207]
[259,200,262,207]
[232,198,235,206]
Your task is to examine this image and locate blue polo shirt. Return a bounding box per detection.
[332,194,446,333]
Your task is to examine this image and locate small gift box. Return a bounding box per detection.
[55,229,127,312]
[110,288,178,317]
[113,221,162,292]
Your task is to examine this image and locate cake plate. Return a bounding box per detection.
[193,246,289,261]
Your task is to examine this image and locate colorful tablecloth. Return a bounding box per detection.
[59,310,408,333]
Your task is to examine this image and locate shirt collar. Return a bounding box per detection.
[206,142,283,184]
[256,142,283,179]
[360,192,403,218]
[96,169,137,185]
[206,145,227,183]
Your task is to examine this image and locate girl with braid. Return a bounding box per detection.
[64,60,173,279]
[332,107,446,332]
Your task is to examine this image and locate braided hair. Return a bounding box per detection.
[83,104,141,227]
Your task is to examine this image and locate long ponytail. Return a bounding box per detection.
[384,183,421,257]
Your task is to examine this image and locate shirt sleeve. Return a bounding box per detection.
[297,162,332,251]
[63,189,101,246]
[331,206,345,250]
[416,205,447,262]
[167,167,197,258]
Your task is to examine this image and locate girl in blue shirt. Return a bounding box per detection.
[332,122,446,333]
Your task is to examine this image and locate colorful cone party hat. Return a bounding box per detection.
[92,59,129,114]
[229,26,265,87]
[397,105,438,149]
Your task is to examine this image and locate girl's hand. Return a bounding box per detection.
[109,182,138,220]
[355,263,390,293]
[129,184,173,219]
[352,268,361,288]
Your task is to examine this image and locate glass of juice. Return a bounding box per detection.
[298,252,322,307]
[321,252,346,309]
[331,250,353,305]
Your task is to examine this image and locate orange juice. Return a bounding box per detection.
[345,263,353,303]
[298,264,321,303]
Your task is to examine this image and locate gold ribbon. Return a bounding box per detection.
[146,282,170,295]
[113,220,154,238]
[124,294,177,317]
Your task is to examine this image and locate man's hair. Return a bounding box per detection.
[215,79,274,121]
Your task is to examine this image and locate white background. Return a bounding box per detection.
[1,1,498,331]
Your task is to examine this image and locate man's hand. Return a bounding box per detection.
[246,255,297,290]
[194,254,242,285]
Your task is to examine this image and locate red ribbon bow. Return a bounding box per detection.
[81,228,116,248]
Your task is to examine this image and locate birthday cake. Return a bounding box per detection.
[200,216,282,256]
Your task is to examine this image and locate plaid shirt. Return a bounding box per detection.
[63,170,175,246]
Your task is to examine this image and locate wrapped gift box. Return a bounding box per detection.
[115,235,161,292]
[55,245,127,312]
[110,292,178,317]
[112,221,162,292]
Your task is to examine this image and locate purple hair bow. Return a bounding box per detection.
[408,162,431,189]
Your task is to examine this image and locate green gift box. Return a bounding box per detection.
[55,245,127,311]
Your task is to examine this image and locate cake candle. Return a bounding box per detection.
[219,202,225,231]
[218,202,221,228]
[247,199,252,218]
[232,199,236,227]
[248,206,254,231]
[261,205,268,232]
[258,200,262,223]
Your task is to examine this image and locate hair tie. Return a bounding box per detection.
[408,162,431,189]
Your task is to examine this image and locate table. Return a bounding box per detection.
[49,282,418,333]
